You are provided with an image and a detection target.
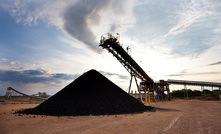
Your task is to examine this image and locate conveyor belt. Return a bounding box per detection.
[7,87,47,100]
[99,34,153,84]
[99,33,168,101]
[167,79,221,87]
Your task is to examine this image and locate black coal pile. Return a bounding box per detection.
[17,69,153,116]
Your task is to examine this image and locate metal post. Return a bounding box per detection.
[139,84,142,102]
[152,83,155,102]
[145,90,147,105]
[135,91,137,99]
[184,84,188,99]
[134,77,140,92]
[201,86,205,96]
[184,84,185,98]
[148,89,150,104]
[167,85,171,100]
[128,75,133,94]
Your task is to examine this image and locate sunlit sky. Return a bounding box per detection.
[0,0,221,95]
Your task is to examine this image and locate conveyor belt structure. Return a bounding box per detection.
[99,33,164,96]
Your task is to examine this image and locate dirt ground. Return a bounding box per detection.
[0,99,221,134]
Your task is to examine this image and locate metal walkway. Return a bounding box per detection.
[99,33,166,100]
[99,33,153,83]
[167,79,221,89]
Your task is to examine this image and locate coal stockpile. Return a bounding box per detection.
[17,69,153,116]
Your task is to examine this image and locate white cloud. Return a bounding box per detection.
[1,0,135,53]
[167,0,215,36]
[0,58,8,62]
[1,0,221,94]
[10,61,20,65]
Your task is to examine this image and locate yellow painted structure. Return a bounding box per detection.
[148,89,150,104]
[144,90,147,105]
[139,91,143,102]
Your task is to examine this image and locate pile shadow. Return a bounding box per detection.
[16,69,154,116]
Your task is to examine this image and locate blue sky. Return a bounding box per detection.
[0,0,221,95]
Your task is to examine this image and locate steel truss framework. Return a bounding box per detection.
[167,79,221,88]
[6,87,47,100]
[100,38,152,83]
[99,33,166,99]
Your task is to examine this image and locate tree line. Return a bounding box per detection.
[171,89,220,100]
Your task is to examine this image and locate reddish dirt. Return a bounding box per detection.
[1,99,221,134]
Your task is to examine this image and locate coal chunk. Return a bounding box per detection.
[17,69,153,116]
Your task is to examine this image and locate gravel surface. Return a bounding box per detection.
[1,100,221,134]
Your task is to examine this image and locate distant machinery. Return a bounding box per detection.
[6,88,12,99]
[5,87,48,100]
[31,92,48,98]
[99,33,168,103]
